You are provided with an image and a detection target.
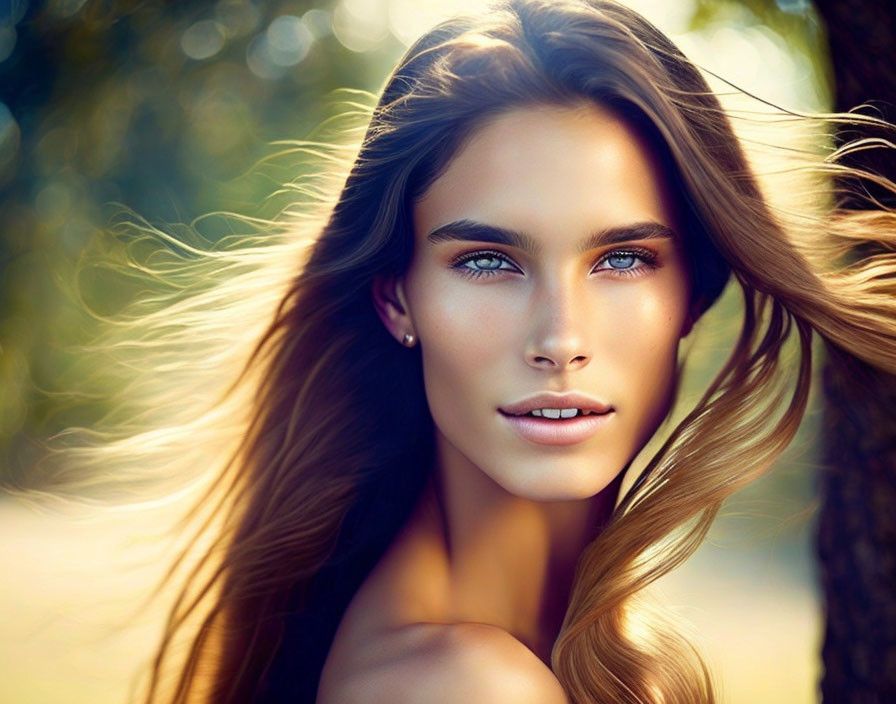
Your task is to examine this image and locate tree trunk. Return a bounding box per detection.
[813,1,896,701]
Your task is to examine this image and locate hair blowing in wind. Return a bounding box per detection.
[34,1,896,703]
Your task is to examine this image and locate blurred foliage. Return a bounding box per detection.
[0,0,411,481]
[692,0,831,100]
[0,0,829,498]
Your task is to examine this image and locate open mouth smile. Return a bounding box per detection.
[498,408,613,445]
[504,408,605,419]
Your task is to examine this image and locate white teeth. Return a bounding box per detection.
[522,408,592,419]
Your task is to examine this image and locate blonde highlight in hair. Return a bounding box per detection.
[33,1,896,702]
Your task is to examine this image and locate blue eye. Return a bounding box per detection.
[468,255,505,270]
[594,248,658,275]
[452,250,519,277]
[606,253,636,269]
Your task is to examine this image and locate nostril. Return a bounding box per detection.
[528,353,590,368]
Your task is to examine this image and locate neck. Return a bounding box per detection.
[421,432,622,662]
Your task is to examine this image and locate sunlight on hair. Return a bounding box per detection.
[387,0,489,45]
[620,595,654,646]
[7,2,885,704]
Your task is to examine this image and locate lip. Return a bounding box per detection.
[498,391,614,447]
[499,391,613,416]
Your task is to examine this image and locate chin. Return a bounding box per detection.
[488,460,623,503]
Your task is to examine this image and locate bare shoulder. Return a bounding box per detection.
[317,623,569,704]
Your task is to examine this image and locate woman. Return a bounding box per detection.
[112,0,896,702]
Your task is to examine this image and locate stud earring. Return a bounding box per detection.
[402,333,416,347]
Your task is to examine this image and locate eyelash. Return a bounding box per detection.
[450,247,660,279]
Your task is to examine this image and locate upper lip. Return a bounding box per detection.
[499,392,613,416]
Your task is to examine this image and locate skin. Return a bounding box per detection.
[318,102,694,701]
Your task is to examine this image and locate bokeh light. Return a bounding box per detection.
[181,19,227,61]
[332,0,391,52]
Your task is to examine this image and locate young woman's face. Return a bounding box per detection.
[384,103,694,501]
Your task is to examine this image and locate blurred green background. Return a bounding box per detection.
[0,1,834,702]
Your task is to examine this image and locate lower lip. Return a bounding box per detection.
[499,411,613,446]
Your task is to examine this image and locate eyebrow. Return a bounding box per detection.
[425,219,676,254]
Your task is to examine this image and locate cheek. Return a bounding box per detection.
[607,290,684,358]
[405,269,515,424]
[600,277,688,412]
[408,269,519,371]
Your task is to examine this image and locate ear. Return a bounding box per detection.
[371,274,414,344]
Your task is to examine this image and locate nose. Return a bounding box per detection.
[524,279,592,371]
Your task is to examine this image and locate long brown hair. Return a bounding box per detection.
[52,1,896,702]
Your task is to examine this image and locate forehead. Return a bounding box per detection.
[413,102,680,243]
